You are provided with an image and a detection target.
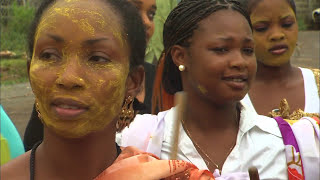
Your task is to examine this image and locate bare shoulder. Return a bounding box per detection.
[1,151,31,180]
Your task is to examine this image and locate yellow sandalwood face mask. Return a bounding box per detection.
[29,0,130,138]
[250,0,298,66]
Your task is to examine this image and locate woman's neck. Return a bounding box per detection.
[36,121,118,180]
[184,91,239,132]
[255,61,296,82]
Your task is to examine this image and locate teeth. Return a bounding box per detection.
[57,104,80,109]
[226,78,244,82]
[232,78,244,82]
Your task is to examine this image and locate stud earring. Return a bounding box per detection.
[116,96,135,132]
[178,65,185,72]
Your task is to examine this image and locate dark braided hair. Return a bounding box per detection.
[162,0,252,95]
[27,0,146,111]
[246,0,296,15]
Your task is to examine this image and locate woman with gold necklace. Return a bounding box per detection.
[117,0,320,179]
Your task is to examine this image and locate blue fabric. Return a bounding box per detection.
[0,105,25,158]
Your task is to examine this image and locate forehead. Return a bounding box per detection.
[36,0,124,39]
[129,0,156,7]
[196,9,251,36]
[250,0,295,23]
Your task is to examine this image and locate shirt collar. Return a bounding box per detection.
[239,103,282,138]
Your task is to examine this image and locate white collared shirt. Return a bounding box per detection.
[116,104,288,179]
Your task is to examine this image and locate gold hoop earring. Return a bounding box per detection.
[179,65,185,72]
[116,96,135,132]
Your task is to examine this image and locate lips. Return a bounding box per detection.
[222,74,248,89]
[269,44,288,55]
[51,98,89,119]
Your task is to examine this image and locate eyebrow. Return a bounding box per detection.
[151,5,157,10]
[82,38,109,45]
[131,0,157,10]
[47,34,64,43]
[252,14,294,25]
[280,14,294,20]
[217,37,254,43]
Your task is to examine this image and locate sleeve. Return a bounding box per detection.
[0,105,25,158]
[0,135,11,165]
[291,117,320,179]
[116,114,159,151]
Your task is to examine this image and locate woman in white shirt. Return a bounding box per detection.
[117,0,320,179]
[242,0,319,116]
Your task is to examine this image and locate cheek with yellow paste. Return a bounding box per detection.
[254,40,295,67]
[197,84,208,95]
[29,58,61,131]
[48,63,129,138]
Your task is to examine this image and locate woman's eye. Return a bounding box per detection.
[89,55,110,63]
[39,50,60,61]
[148,11,156,21]
[243,48,254,55]
[254,26,267,32]
[211,47,228,54]
[282,22,293,28]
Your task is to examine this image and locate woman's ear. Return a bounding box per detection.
[170,45,188,69]
[125,65,145,98]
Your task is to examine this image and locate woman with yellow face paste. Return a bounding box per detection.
[241,0,320,117]
[23,0,157,152]
[0,0,213,179]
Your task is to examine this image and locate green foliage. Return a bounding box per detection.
[1,2,35,54]
[0,59,29,85]
[297,16,307,31]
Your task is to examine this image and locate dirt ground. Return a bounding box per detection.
[0,31,319,140]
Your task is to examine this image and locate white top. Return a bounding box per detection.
[116,104,288,179]
[242,67,320,114]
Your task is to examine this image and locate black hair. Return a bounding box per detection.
[27,0,146,69]
[247,0,296,15]
[162,0,252,95]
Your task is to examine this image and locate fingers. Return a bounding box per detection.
[115,146,160,163]
[248,166,260,180]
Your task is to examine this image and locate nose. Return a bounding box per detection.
[269,27,285,42]
[142,14,151,30]
[229,51,248,71]
[55,58,85,90]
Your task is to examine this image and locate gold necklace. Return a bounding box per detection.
[181,109,239,171]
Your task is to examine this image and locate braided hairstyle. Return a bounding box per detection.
[162,0,252,95]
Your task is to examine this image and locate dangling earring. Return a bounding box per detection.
[116,96,135,132]
[35,101,43,121]
[178,65,185,72]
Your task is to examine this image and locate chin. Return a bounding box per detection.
[231,92,247,102]
[259,58,290,67]
[46,120,103,139]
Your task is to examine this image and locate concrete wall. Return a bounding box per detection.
[292,31,320,68]
[295,0,320,29]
